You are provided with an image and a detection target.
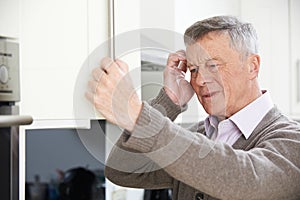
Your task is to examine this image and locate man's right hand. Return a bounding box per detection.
[164,50,194,106]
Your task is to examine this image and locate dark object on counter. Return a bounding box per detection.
[27,175,48,200]
[59,167,96,200]
[144,189,172,200]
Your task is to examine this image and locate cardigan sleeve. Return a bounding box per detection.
[119,102,300,200]
[105,89,186,189]
[104,133,174,189]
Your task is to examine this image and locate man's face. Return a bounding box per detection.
[186,32,252,119]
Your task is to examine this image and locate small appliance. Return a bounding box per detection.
[0,37,32,200]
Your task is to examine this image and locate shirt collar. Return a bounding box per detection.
[204,91,274,140]
[229,91,274,139]
[204,115,219,138]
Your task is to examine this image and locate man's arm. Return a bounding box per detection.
[105,89,186,189]
[105,133,174,189]
[120,103,300,200]
[89,54,192,189]
[87,57,299,199]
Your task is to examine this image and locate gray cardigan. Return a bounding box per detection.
[105,89,300,200]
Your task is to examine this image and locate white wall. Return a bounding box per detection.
[241,0,290,115]
[174,0,241,34]
[290,0,300,116]
[140,0,175,30]
[139,0,295,117]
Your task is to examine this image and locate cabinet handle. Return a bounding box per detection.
[109,0,115,59]
[0,115,33,127]
[297,59,300,103]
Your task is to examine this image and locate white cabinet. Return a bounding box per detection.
[17,0,299,122]
[19,0,109,120]
[0,0,19,38]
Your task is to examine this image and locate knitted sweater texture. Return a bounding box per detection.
[105,89,300,200]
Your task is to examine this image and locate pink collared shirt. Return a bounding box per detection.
[204,91,274,146]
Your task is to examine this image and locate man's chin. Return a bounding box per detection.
[203,106,226,118]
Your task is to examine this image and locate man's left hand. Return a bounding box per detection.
[86,57,142,132]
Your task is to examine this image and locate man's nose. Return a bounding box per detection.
[195,68,211,86]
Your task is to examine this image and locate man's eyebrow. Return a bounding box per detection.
[208,56,223,61]
[187,56,214,65]
[186,56,222,67]
[187,62,194,67]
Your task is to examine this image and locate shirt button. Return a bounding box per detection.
[195,192,204,200]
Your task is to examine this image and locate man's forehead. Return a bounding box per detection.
[186,43,211,64]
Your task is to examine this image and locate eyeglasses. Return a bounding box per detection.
[189,60,227,78]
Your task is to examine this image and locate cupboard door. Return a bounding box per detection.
[0,0,19,38]
[19,0,88,120]
[19,0,109,120]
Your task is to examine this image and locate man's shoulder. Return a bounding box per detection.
[253,107,300,141]
[233,107,300,150]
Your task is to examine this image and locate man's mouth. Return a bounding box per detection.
[202,91,219,99]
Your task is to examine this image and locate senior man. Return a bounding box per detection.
[86,16,300,200]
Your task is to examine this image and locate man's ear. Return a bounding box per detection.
[248,54,260,80]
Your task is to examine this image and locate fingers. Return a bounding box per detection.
[85,90,94,105]
[86,56,141,131]
[115,59,129,73]
[178,61,188,73]
[88,80,99,93]
[102,57,128,74]
[176,49,186,57]
[92,67,105,81]
[100,57,115,74]
[92,57,113,81]
[86,79,103,107]
[88,57,129,102]
[96,57,126,77]
[92,57,128,87]
[167,50,187,68]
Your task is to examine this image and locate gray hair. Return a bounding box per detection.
[184,16,259,58]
